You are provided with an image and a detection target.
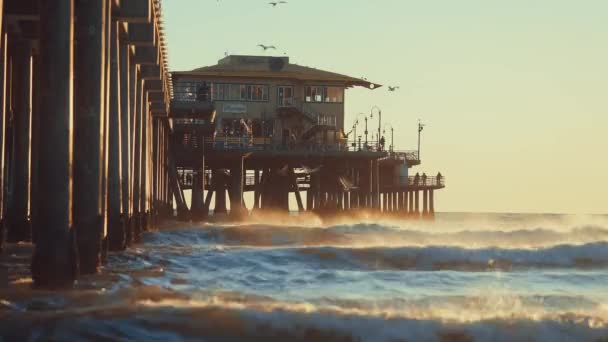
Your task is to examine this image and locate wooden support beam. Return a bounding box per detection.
[133,46,157,65]
[147,91,164,101]
[119,35,131,240]
[144,78,162,92]
[107,20,125,251]
[139,64,161,80]
[127,22,155,46]
[7,40,33,243]
[229,158,245,218]
[73,0,107,274]
[115,0,151,23]
[31,0,77,289]
[4,0,39,22]
[0,32,6,251]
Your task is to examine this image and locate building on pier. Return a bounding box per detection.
[168,55,445,219]
[171,55,380,150]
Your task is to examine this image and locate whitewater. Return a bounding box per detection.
[1,213,608,341]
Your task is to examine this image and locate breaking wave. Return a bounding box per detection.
[144,222,608,249]
[3,213,608,341]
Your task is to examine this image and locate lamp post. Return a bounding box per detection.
[370,105,382,149]
[383,123,394,153]
[418,119,425,160]
[364,116,369,148]
[351,113,367,151]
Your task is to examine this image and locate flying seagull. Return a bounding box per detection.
[258,44,277,51]
[269,1,287,6]
[388,86,400,92]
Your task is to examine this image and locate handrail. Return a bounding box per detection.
[407,175,445,188]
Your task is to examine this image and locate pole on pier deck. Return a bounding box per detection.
[32,0,77,288]
[119,33,131,238]
[0,32,7,250]
[230,158,245,218]
[7,40,33,243]
[73,0,107,273]
[107,20,125,251]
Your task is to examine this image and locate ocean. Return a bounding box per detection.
[1,212,608,341]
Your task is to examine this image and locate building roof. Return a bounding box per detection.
[172,55,381,90]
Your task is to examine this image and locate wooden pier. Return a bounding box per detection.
[0,0,171,288]
[0,0,445,289]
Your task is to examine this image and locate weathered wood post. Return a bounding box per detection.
[414,190,420,217]
[422,189,428,217]
[31,0,77,288]
[253,169,260,210]
[140,83,148,232]
[429,189,435,217]
[127,52,137,242]
[408,191,414,215]
[107,19,125,251]
[0,31,7,250]
[214,170,227,214]
[230,157,245,218]
[371,159,380,210]
[191,167,206,220]
[131,76,142,240]
[7,40,33,243]
[119,28,131,242]
[73,0,107,274]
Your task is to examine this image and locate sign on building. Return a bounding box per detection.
[223,104,247,114]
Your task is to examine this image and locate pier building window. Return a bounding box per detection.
[215,83,231,100]
[305,86,324,103]
[305,86,344,103]
[325,87,344,103]
[240,85,269,102]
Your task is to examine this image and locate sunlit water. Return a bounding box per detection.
[2,213,608,341]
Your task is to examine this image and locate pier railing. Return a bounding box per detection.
[389,150,420,163]
[407,175,445,188]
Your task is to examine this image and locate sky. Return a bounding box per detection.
[163,0,608,214]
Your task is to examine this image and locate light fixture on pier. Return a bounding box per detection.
[370,105,382,149]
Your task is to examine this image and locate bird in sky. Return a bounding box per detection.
[269,1,287,6]
[258,44,277,51]
[388,86,400,92]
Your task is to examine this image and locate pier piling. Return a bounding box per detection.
[31,0,77,288]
